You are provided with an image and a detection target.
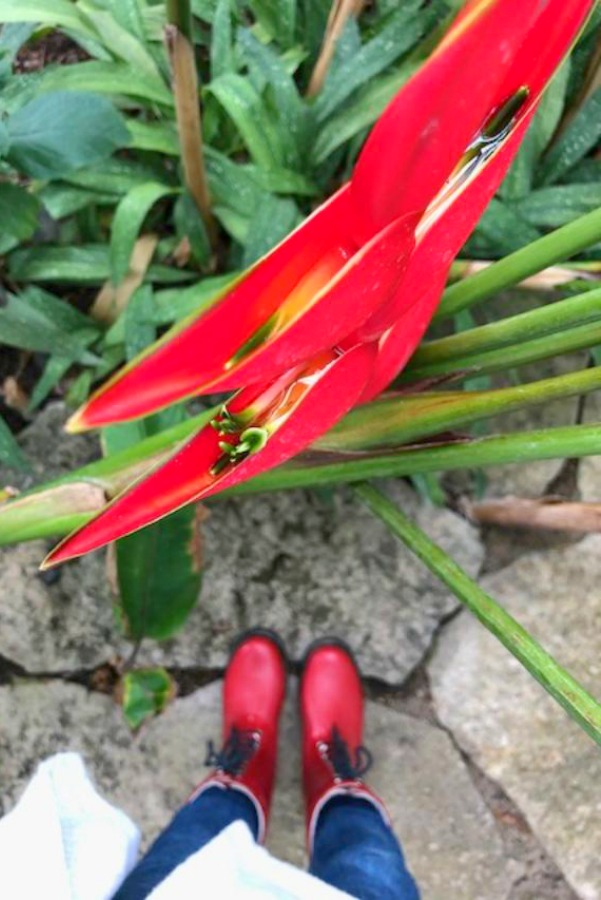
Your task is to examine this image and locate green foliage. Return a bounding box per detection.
[0,0,600,737]
[3,91,130,179]
[120,667,175,729]
[103,411,203,642]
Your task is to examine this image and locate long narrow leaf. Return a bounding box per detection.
[2,421,601,545]
[353,482,601,745]
[438,207,601,320]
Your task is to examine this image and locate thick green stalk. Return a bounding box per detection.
[318,366,601,450]
[353,482,601,744]
[1,421,600,545]
[234,424,601,494]
[166,0,192,40]
[438,207,601,320]
[409,287,601,373]
[404,321,601,381]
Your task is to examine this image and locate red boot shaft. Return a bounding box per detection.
[190,630,287,841]
[301,641,390,849]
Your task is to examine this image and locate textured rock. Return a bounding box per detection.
[0,402,99,493]
[0,540,128,671]
[0,679,512,900]
[0,404,484,681]
[428,537,601,900]
[143,482,483,683]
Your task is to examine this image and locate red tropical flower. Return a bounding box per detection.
[44,0,594,567]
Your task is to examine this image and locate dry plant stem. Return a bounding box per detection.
[463,496,601,532]
[91,234,158,325]
[306,0,366,98]
[165,24,216,247]
[452,260,601,290]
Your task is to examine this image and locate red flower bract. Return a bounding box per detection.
[43,0,595,568]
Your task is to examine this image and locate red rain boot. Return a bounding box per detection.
[189,628,287,842]
[300,638,390,850]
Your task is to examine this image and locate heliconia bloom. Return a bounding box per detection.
[43,0,594,568]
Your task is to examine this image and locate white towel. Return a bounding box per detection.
[0,753,352,900]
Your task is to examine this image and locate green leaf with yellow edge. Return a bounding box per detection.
[120,667,175,730]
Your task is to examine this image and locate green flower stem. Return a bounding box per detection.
[0,419,600,545]
[404,320,601,382]
[438,206,601,321]
[408,287,601,376]
[233,423,601,494]
[318,366,601,450]
[166,0,192,41]
[353,481,601,745]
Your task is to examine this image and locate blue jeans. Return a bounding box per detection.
[114,787,419,899]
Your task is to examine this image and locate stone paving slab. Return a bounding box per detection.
[0,679,513,900]
[0,405,483,683]
[428,536,601,900]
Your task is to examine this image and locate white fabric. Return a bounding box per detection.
[0,753,352,900]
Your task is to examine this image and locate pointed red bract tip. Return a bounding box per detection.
[43,343,378,566]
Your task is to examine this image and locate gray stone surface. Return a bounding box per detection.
[0,405,484,682]
[0,402,99,493]
[0,540,127,671]
[0,679,513,900]
[152,483,483,683]
[428,536,601,900]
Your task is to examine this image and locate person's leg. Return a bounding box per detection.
[310,795,419,900]
[114,785,258,899]
[301,639,420,900]
[115,628,287,900]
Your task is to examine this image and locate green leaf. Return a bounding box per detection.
[249,0,296,46]
[0,416,30,472]
[77,4,163,80]
[439,206,601,321]
[500,60,570,200]
[314,1,425,122]
[110,182,175,284]
[64,157,166,195]
[540,88,601,185]
[312,60,418,162]
[28,355,74,411]
[0,23,34,87]
[9,244,195,285]
[471,198,541,256]
[514,184,601,229]
[122,285,156,361]
[0,0,97,40]
[38,183,118,220]
[242,194,300,265]
[208,72,285,167]
[6,91,130,180]
[0,286,100,360]
[173,192,211,265]
[29,60,173,106]
[104,411,204,641]
[120,668,175,730]
[153,273,237,324]
[0,183,40,241]
[127,120,180,156]
[237,28,308,167]
[354,483,601,746]
[210,0,234,79]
